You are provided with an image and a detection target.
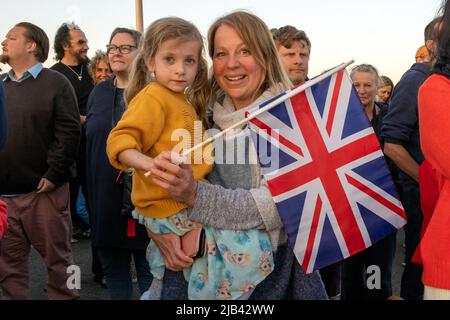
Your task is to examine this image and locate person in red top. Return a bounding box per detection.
[418,0,450,299]
[0,82,6,240]
[0,201,6,239]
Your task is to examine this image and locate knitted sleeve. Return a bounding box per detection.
[106,90,166,170]
[419,75,450,178]
[188,181,282,232]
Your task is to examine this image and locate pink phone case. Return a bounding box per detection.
[181,228,206,258]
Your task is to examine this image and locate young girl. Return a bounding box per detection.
[106,17,274,300]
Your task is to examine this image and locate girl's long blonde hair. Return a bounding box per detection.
[125,17,210,127]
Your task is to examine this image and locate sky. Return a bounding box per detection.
[0,0,444,84]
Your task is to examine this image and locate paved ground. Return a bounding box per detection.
[19,230,405,300]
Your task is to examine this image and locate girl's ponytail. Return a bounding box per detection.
[187,56,211,129]
[124,51,149,106]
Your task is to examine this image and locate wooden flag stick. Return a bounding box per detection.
[144,60,354,177]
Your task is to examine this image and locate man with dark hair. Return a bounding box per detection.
[51,22,94,241]
[0,22,80,299]
[52,22,93,120]
[381,16,442,300]
[272,25,311,85]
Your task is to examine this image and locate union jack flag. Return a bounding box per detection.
[247,69,406,273]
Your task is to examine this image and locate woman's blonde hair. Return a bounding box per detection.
[125,17,210,127]
[207,11,292,104]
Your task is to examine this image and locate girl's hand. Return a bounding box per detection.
[150,151,198,207]
[147,230,193,271]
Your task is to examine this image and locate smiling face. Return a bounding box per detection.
[66,29,89,64]
[278,40,310,85]
[146,38,201,93]
[108,32,138,76]
[212,24,263,110]
[94,60,112,84]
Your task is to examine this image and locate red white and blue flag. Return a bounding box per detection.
[247,69,407,273]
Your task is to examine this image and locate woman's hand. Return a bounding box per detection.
[147,230,193,272]
[150,151,198,207]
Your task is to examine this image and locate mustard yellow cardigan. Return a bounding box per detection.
[107,82,213,218]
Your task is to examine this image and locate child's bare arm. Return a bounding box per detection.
[118,149,154,172]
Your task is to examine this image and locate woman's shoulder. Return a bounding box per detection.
[420,74,450,100]
[422,74,450,88]
[88,79,114,98]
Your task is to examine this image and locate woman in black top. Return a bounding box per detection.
[85,28,151,300]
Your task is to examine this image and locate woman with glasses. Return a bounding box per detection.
[85,28,152,300]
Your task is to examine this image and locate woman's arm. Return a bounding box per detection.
[151,152,283,232]
[190,181,281,231]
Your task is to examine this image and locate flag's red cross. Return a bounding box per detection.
[263,70,382,266]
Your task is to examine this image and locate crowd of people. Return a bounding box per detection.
[0,0,449,301]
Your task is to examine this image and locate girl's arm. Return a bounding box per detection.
[106,92,165,171]
[151,152,282,232]
[118,149,154,172]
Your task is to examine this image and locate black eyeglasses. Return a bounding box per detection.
[107,44,137,54]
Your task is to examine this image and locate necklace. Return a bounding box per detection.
[64,64,83,81]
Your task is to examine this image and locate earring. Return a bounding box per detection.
[149,72,156,81]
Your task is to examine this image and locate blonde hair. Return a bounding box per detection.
[207,11,292,104]
[125,17,210,127]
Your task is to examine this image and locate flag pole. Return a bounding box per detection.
[135,0,144,32]
[144,60,354,177]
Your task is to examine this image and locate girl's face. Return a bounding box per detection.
[147,38,201,93]
[212,24,263,110]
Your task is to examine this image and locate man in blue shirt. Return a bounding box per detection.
[0,22,80,300]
